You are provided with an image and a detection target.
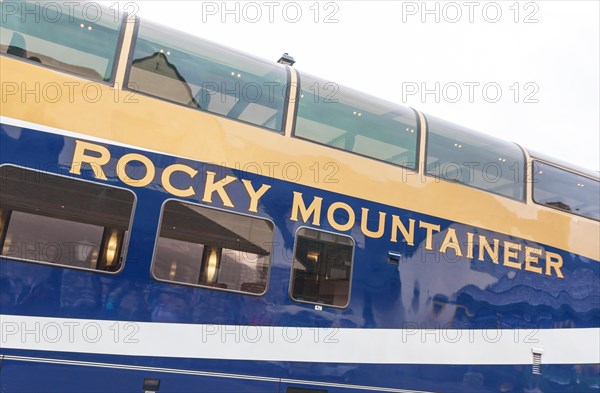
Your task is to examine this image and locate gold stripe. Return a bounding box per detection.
[416,110,427,173]
[1,60,598,261]
[284,67,298,137]
[114,15,136,88]
[522,145,534,204]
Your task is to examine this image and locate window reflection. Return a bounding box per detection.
[533,161,599,220]
[290,228,354,308]
[153,201,273,295]
[295,73,419,168]
[0,166,135,272]
[425,115,525,200]
[128,20,288,131]
[3,212,103,268]
[1,1,123,81]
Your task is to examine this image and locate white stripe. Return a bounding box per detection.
[1,315,598,365]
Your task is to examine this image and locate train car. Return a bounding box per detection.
[1,2,599,392]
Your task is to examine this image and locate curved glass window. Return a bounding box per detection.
[294,73,419,168]
[1,1,123,81]
[425,116,525,200]
[128,20,288,132]
[533,161,599,220]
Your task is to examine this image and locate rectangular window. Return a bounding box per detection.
[0,166,135,272]
[152,201,273,295]
[290,228,354,308]
[1,1,123,81]
[533,161,599,220]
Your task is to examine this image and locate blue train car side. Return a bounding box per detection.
[1,121,599,393]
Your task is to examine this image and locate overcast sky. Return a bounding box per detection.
[109,1,599,172]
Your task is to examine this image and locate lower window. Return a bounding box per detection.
[0,165,134,272]
[290,228,354,308]
[152,200,273,295]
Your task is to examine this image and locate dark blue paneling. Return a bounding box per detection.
[1,123,599,392]
[1,349,599,392]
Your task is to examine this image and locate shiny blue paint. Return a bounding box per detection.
[1,123,599,392]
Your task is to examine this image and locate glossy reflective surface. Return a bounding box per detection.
[1,1,122,81]
[1,122,598,392]
[129,19,288,131]
[295,72,419,168]
[425,115,526,200]
[533,160,600,220]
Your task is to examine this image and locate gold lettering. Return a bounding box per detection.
[360,208,386,238]
[503,241,522,269]
[242,180,271,213]
[117,153,155,187]
[419,221,440,251]
[290,192,322,226]
[440,228,463,257]
[69,140,110,180]
[525,247,543,274]
[161,164,198,197]
[478,235,499,264]
[391,215,415,245]
[202,171,237,207]
[545,252,564,278]
[466,232,474,259]
[328,202,355,232]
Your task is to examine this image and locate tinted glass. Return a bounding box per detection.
[290,228,354,308]
[425,115,525,200]
[533,161,600,220]
[153,201,273,294]
[294,73,419,168]
[0,166,134,271]
[1,1,123,81]
[129,20,288,131]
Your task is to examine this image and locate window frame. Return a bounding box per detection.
[531,159,600,221]
[0,6,129,86]
[150,198,275,296]
[423,115,528,202]
[0,164,137,275]
[288,226,355,309]
[123,18,291,135]
[291,72,421,171]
